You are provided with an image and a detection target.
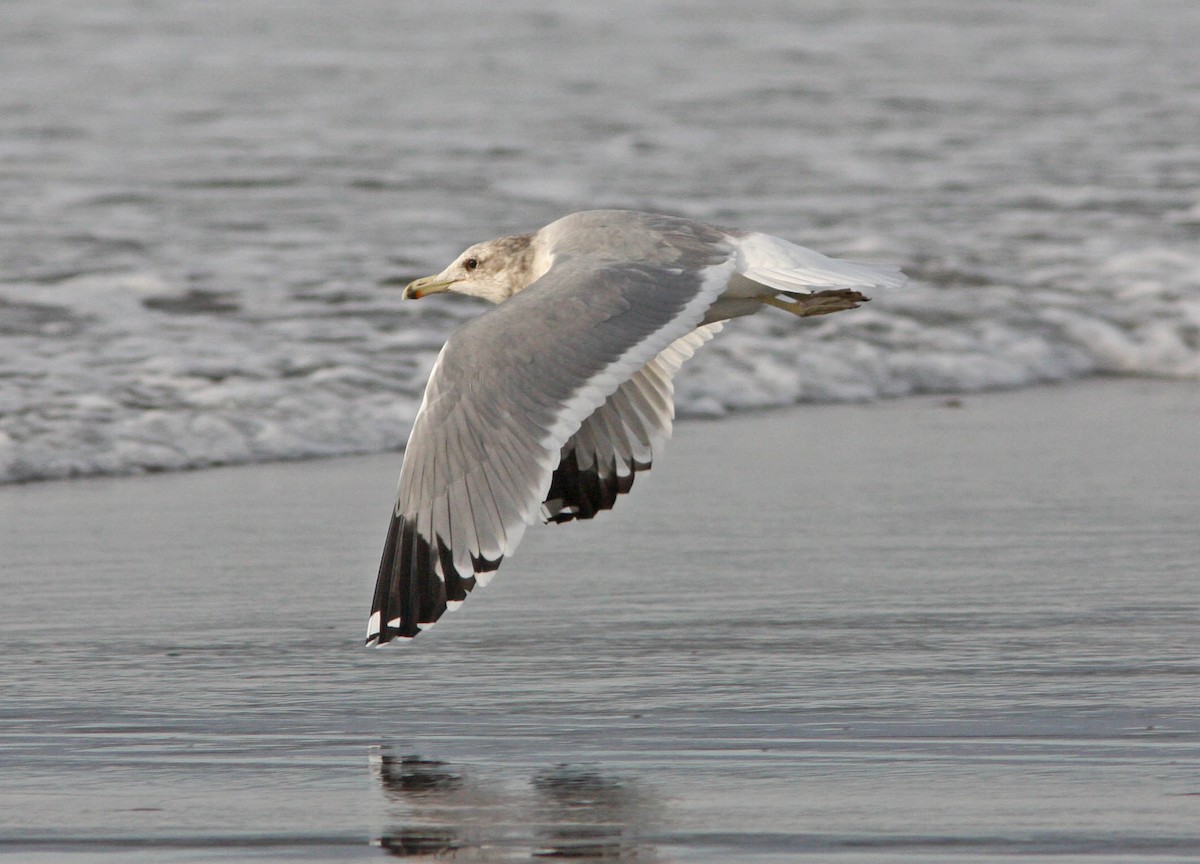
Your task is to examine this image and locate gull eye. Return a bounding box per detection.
[464,257,478,272]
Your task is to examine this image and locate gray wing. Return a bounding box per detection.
[367,253,735,645]
[541,324,722,523]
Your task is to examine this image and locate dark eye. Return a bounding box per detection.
[464,258,478,272]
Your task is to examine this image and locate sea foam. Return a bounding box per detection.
[2,248,1198,484]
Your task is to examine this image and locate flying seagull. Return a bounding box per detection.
[367,210,904,646]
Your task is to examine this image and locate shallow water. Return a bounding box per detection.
[3,0,1200,482]
[2,381,1198,861]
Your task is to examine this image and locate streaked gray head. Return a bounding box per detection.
[401,211,735,305]
[403,233,540,304]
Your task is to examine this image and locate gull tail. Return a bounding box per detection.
[734,231,908,294]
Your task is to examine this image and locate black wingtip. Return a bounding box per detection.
[366,509,491,647]
[542,451,644,524]
[367,510,445,646]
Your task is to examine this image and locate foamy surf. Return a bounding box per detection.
[2,250,1198,484]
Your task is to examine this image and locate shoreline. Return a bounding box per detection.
[2,375,1198,861]
[3,373,1195,491]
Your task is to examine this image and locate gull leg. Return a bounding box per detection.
[761,289,868,318]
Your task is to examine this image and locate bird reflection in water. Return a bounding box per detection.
[531,765,645,860]
[370,746,660,861]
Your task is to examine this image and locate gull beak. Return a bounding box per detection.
[402,276,457,300]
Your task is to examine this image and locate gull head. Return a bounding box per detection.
[403,232,542,304]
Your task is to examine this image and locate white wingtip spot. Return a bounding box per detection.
[417,621,436,631]
[366,611,381,640]
[446,600,463,611]
[475,570,495,587]
[387,617,402,628]
[369,635,412,648]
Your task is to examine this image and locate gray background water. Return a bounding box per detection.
[2,382,1198,861]
[3,0,1200,482]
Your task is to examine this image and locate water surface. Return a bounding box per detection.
[2,382,1198,861]
[3,0,1200,482]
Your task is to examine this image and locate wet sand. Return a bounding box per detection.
[1,379,1198,862]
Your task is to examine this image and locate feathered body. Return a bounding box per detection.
[369,211,904,645]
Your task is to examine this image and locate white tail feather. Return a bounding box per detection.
[734,232,907,294]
